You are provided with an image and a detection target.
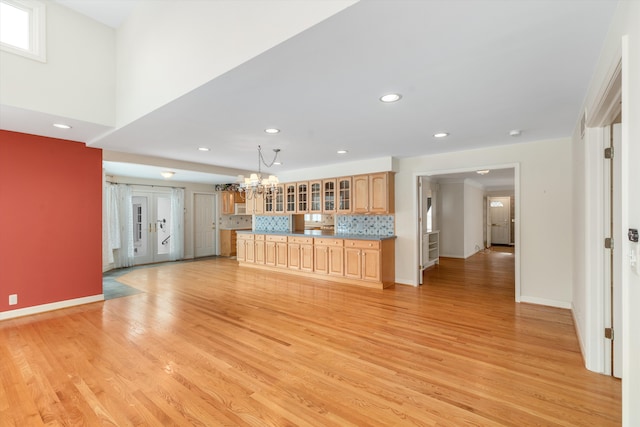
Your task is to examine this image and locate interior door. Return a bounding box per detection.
[132,191,172,265]
[604,123,623,378]
[194,193,216,258]
[489,197,510,245]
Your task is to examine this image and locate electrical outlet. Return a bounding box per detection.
[9,294,17,305]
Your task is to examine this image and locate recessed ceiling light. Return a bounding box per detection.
[265,128,280,134]
[433,132,449,138]
[161,171,175,179]
[380,93,402,103]
[198,147,210,152]
[53,123,71,129]
[273,161,282,166]
[476,170,490,175]
[509,129,522,137]
[337,150,348,154]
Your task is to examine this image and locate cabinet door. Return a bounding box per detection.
[285,183,297,213]
[264,191,274,214]
[221,191,234,215]
[369,172,389,213]
[328,246,344,276]
[362,249,381,282]
[237,238,246,261]
[276,242,288,268]
[300,244,314,272]
[314,246,329,274]
[323,179,336,213]
[274,184,285,213]
[352,174,369,213]
[265,241,276,266]
[254,241,265,264]
[297,182,308,213]
[288,243,301,270]
[344,247,362,279]
[309,180,322,213]
[246,240,256,263]
[337,177,352,213]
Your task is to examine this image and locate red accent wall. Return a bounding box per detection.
[0,130,102,313]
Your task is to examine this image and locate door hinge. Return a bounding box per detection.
[604,237,614,249]
[604,147,614,159]
[605,327,614,340]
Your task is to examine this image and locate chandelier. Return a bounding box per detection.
[237,145,281,199]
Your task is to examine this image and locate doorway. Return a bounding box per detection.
[132,191,173,265]
[194,193,216,258]
[488,196,511,245]
[417,165,520,301]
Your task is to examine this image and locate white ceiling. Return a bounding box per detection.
[8,1,618,186]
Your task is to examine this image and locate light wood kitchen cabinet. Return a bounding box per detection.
[274,184,285,214]
[236,233,254,262]
[254,234,265,264]
[265,235,287,267]
[309,180,322,213]
[288,236,313,271]
[344,240,381,282]
[353,172,395,214]
[323,179,337,213]
[245,193,264,214]
[221,191,241,215]
[297,182,309,213]
[264,190,274,214]
[314,238,343,276]
[237,233,395,289]
[337,176,352,213]
[285,183,297,213]
[220,229,238,256]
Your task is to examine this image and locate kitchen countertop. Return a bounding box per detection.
[236,229,396,241]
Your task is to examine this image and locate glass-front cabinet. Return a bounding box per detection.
[274,184,285,213]
[337,177,351,213]
[285,183,297,213]
[310,180,322,213]
[297,182,308,213]
[323,179,336,213]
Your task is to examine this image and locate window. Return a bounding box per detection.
[0,0,46,62]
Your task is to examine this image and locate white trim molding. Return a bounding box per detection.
[0,294,104,321]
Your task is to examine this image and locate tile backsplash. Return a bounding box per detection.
[336,215,395,236]
[254,215,290,232]
[254,214,395,236]
[220,215,252,229]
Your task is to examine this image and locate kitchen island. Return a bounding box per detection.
[236,230,395,289]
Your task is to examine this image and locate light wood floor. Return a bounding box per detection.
[0,250,620,426]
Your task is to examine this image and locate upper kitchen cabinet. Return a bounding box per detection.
[337,176,352,213]
[323,179,337,213]
[296,182,309,213]
[309,180,323,213]
[274,184,286,214]
[246,192,264,214]
[353,172,395,214]
[285,183,297,214]
[221,190,241,215]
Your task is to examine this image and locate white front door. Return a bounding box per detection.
[489,196,510,245]
[194,193,216,258]
[132,191,172,265]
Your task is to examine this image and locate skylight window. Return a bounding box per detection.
[0,0,46,62]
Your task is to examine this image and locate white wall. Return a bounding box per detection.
[396,138,572,308]
[571,1,640,423]
[115,0,357,127]
[0,1,115,127]
[438,182,465,258]
[464,181,485,258]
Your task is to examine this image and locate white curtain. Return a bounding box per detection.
[112,184,134,268]
[170,187,185,261]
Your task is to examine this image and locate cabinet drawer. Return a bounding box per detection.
[315,238,343,247]
[237,233,254,241]
[266,235,288,243]
[289,236,313,244]
[345,240,380,250]
[255,234,265,241]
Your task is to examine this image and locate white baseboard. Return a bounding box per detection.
[395,277,418,286]
[519,295,571,309]
[0,294,104,321]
